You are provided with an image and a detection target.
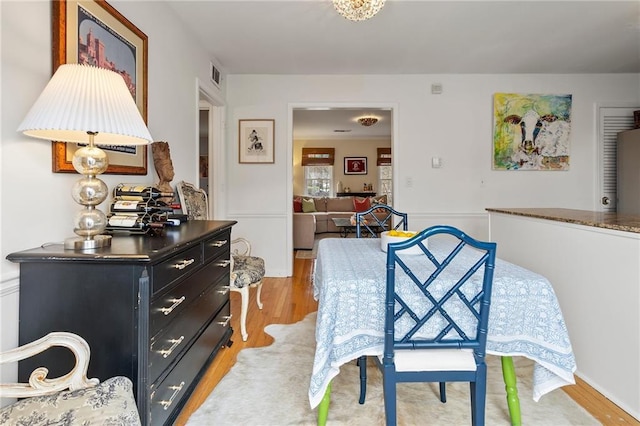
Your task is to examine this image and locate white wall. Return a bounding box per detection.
[225,74,639,273]
[0,0,222,392]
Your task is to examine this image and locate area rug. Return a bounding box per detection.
[186,313,598,426]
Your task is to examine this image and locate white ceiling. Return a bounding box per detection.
[177,0,640,139]
[166,0,640,75]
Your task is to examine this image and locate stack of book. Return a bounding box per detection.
[106,184,175,235]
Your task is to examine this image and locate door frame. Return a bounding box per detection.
[197,78,225,219]
[286,102,399,274]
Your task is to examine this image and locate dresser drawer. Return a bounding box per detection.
[150,259,230,336]
[152,245,203,294]
[149,279,230,382]
[149,304,231,425]
[203,230,231,263]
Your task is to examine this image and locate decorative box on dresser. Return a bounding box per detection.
[7,220,237,425]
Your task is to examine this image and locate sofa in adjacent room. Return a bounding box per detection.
[293,194,387,249]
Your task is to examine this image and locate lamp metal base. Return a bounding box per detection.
[64,234,112,250]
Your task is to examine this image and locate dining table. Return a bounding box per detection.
[309,237,577,426]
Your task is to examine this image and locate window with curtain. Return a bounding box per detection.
[302,148,335,197]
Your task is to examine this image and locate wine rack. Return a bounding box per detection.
[106,184,175,235]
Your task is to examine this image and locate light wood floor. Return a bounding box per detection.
[175,256,638,426]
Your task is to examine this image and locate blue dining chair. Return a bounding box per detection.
[359,225,497,426]
[355,204,408,238]
[355,203,409,403]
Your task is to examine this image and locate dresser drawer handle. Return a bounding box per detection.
[217,286,230,295]
[210,239,228,247]
[216,260,232,268]
[160,296,186,315]
[159,381,185,410]
[173,259,195,270]
[217,315,232,327]
[159,336,185,358]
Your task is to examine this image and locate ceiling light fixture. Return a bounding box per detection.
[333,0,385,22]
[358,117,379,127]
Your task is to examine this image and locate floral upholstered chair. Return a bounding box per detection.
[176,181,266,342]
[229,238,265,341]
[0,332,140,425]
[176,180,209,220]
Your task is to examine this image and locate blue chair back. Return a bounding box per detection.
[384,225,497,359]
[355,204,408,238]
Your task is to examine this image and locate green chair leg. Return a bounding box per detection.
[501,356,522,426]
[317,381,331,426]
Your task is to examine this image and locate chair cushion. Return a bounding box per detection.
[382,348,478,372]
[232,255,265,288]
[0,376,140,425]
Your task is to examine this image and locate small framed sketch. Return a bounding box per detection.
[239,119,275,164]
[344,157,367,175]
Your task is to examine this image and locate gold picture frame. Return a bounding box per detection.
[52,0,148,174]
[238,119,275,164]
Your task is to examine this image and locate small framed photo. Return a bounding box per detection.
[344,157,367,175]
[239,119,275,164]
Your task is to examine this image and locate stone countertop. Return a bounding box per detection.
[486,207,640,234]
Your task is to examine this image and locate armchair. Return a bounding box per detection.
[0,332,140,424]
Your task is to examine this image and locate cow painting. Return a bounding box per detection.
[493,93,572,171]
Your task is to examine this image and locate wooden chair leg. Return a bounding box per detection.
[255,280,264,309]
[358,355,367,404]
[236,286,249,341]
[382,370,397,426]
[439,382,447,403]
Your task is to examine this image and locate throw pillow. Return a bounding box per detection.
[293,197,303,213]
[370,194,388,213]
[302,198,317,213]
[370,194,387,206]
[353,196,371,213]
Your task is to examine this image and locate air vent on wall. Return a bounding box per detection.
[210,62,221,88]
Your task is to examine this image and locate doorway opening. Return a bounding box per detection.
[288,104,397,270]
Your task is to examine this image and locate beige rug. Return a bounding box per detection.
[187,313,598,426]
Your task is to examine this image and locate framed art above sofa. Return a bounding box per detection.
[344,157,367,175]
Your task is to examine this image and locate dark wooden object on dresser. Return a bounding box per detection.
[7,220,236,425]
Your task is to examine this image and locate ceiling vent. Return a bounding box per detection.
[210,62,221,88]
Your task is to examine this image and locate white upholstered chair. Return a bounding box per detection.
[176,181,266,341]
[0,332,140,424]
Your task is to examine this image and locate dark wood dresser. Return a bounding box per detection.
[7,220,236,425]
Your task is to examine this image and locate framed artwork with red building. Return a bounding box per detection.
[52,0,148,174]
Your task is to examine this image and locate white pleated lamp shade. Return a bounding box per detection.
[17,63,152,146]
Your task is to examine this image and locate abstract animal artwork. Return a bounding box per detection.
[493,93,572,170]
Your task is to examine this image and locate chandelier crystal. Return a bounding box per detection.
[333,0,386,22]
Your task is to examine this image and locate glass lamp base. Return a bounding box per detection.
[64,234,112,250]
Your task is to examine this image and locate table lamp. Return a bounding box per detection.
[17,63,153,250]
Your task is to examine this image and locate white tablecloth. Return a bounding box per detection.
[309,237,576,408]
